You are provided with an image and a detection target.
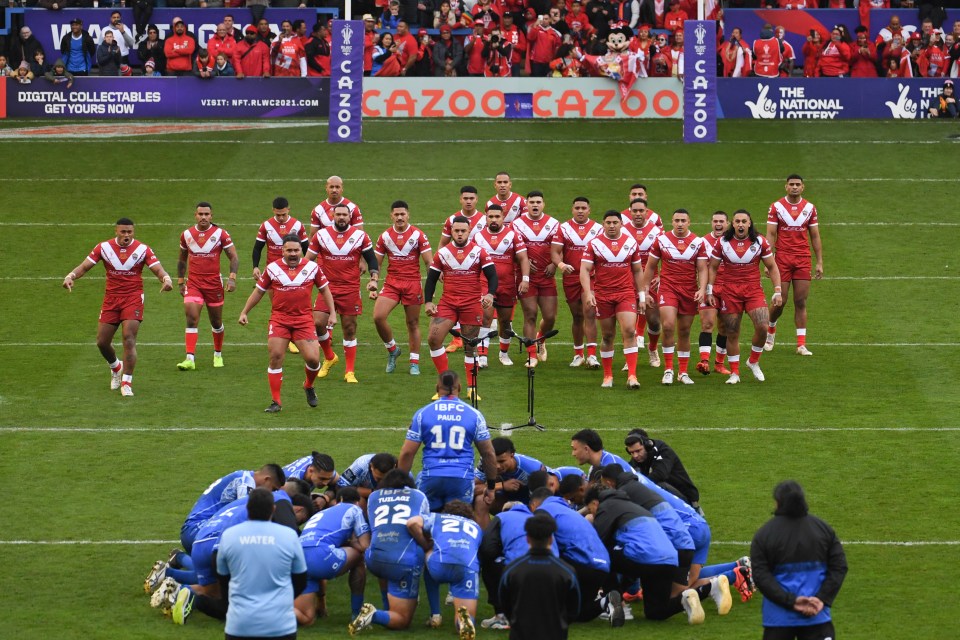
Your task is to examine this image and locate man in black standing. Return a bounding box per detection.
[499,514,580,640]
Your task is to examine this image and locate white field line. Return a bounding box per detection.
[2,426,958,433]
[0,139,955,146]
[0,538,955,546]
[0,175,956,183]
[0,341,957,348]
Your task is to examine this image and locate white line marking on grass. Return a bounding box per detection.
[0,138,954,146]
[2,538,956,546]
[2,427,958,433]
[1,341,958,348]
[0,176,957,183]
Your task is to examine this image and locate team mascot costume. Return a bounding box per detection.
[577,24,648,103]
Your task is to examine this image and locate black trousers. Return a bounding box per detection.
[610,549,684,621]
[763,621,836,640]
[566,560,614,622]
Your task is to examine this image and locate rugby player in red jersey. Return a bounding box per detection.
[765,174,823,356]
[63,217,174,397]
[621,197,664,368]
[580,210,645,389]
[638,209,709,385]
[309,175,364,236]
[306,205,379,384]
[440,186,486,353]
[486,171,528,224]
[473,204,530,366]
[424,217,498,401]
[176,202,240,371]
[696,211,731,375]
[512,191,560,365]
[705,210,783,384]
[370,200,433,375]
[239,234,337,412]
[552,196,602,367]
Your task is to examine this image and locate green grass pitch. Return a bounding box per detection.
[1,118,958,639]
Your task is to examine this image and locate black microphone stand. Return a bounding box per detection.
[449,329,493,409]
[507,330,558,432]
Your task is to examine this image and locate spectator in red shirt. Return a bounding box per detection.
[849,26,878,77]
[918,32,947,77]
[801,29,823,77]
[722,27,751,77]
[464,23,488,76]
[395,20,420,76]
[163,18,195,76]
[527,13,563,76]
[663,0,687,34]
[565,1,595,46]
[752,24,782,78]
[775,26,796,76]
[483,28,513,76]
[500,13,527,74]
[233,25,271,78]
[208,24,237,65]
[816,27,850,77]
[362,14,377,76]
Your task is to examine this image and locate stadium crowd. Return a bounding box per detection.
[3,2,957,86]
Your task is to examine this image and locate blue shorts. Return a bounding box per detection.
[190,537,218,586]
[179,520,202,553]
[417,475,474,512]
[689,520,712,566]
[426,557,479,600]
[365,548,423,599]
[303,545,348,594]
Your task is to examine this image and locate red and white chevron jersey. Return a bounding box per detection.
[622,217,662,269]
[511,213,559,281]
[430,242,494,306]
[474,226,527,283]
[256,258,329,320]
[552,218,602,279]
[180,225,234,287]
[441,210,486,241]
[767,197,818,258]
[486,191,528,224]
[86,238,160,297]
[256,216,308,264]
[581,232,643,298]
[311,197,364,231]
[374,225,432,283]
[649,231,709,291]
[710,235,773,283]
[308,226,373,291]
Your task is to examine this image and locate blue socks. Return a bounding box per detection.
[699,561,738,583]
[350,594,364,617]
[424,572,442,616]
[372,609,391,627]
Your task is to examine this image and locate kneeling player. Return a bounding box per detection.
[349,470,429,635]
[407,501,483,638]
[238,235,337,412]
[705,210,782,384]
[295,487,370,625]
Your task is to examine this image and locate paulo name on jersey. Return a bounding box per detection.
[407,396,491,479]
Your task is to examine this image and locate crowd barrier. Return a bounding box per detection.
[2,76,951,120]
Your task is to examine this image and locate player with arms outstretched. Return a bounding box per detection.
[62,217,173,396]
[176,202,240,371]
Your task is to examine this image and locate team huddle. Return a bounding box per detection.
[62,172,823,406]
[140,375,758,637]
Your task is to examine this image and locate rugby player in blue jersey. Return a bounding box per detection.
[336,452,398,504]
[570,428,633,477]
[398,370,498,512]
[295,486,370,626]
[473,437,546,527]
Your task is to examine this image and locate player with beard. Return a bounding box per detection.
[239,235,337,412]
[370,201,433,375]
[512,191,560,366]
[706,210,782,384]
[473,204,531,367]
[621,197,663,369]
[638,209,709,386]
[580,211,645,389]
[696,211,732,376]
[764,174,822,356]
[424,217,498,400]
[552,196,602,367]
[486,171,528,223]
[440,186,486,353]
[306,205,378,384]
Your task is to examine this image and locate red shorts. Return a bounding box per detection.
[436,299,483,326]
[495,280,519,308]
[519,277,557,299]
[268,315,317,342]
[698,283,722,312]
[315,286,362,316]
[776,254,811,283]
[719,283,766,315]
[595,294,637,320]
[562,277,584,304]
[379,279,423,306]
[183,281,224,307]
[99,292,144,324]
[658,282,698,316]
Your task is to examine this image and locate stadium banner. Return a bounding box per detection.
[23,8,321,67]
[683,20,716,143]
[724,8,960,67]
[3,77,329,118]
[718,78,948,120]
[328,20,364,143]
[361,78,682,118]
